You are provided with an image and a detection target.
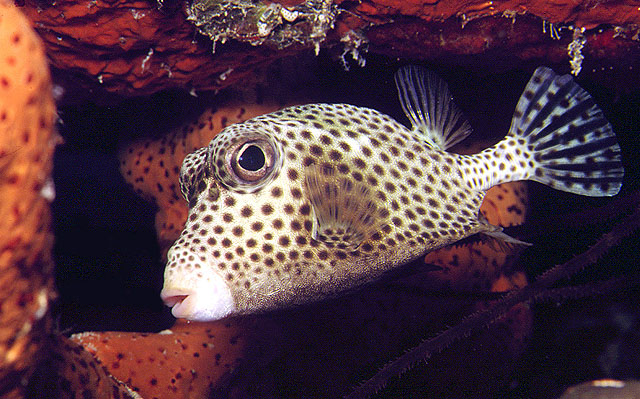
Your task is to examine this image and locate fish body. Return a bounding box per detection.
[161,66,623,321]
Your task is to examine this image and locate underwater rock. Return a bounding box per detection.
[187,0,336,53]
[559,379,640,399]
[18,0,300,97]
[14,0,640,98]
[0,2,57,397]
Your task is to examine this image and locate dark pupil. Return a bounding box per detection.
[238,145,265,171]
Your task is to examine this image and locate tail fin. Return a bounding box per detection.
[468,67,624,197]
[511,67,623,196]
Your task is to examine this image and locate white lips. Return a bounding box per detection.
[160,272,236,321]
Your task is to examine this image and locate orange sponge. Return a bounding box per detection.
[71,319,247,398]
[0,2,58,397]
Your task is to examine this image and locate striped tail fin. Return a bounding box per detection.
[511,67,624,196]
[466,67,624,197]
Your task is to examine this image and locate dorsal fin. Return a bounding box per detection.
[394,65,472,150]
[304,164,388,249]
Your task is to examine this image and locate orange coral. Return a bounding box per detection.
[11,0,640,97]
[0,2,57,397]
[0,5,136,398]
[71,319,247,398]
[32,336,140,399]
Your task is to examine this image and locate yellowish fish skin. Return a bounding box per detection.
[161,66,623,321]
[163,104,490,320]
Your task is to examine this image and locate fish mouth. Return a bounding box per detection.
[161,290,189,309]
[161,289,201,320]
[160,279,236,322]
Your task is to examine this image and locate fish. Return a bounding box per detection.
[160,66,624,321]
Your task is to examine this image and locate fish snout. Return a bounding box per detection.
[161,278,235,321]
[161,255,236,321]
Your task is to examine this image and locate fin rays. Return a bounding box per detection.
[519,76,569,137]
[538,136,618,161]
[533,116,608,152]
[395,66,472,150]
[304,164,388,249]
[544,160,622,173]
[509,67,624,196]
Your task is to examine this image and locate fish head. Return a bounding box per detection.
[161,110,338,321]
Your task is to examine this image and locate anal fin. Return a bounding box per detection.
[475,212,531,252]
[481,229,532,252]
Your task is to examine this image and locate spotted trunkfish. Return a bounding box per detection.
[161,66,624,321]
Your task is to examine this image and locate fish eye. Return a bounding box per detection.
[238,145,265,171]
[229,139,275,183]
